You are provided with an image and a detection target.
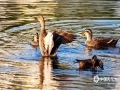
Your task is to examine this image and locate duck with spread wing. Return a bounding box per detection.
[35,16,75,56]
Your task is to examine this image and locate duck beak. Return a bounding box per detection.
[79,33,85,36]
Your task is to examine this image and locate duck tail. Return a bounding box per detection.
[76,59,80,62]
[113,39,119,44]
[107,39,119,47]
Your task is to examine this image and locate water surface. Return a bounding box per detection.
[0,0,120,90]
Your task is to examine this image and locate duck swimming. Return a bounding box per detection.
[30,33,39,46]
[35,16,75,56]
[80,29,118,49]
[76,55,103,70]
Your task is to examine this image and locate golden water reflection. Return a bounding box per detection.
[39,56,59,90]
[0,56,60,90]
[0,59,39,89]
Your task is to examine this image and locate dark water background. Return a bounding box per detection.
[0,0,120,90]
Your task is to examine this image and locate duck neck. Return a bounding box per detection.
[41,20,45,32]
[86,33,92,41]
[34,36,37,42]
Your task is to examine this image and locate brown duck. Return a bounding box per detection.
[30,33,39,46]
[76,55,103,69]
[35,16,75,56]
[80,29,118,49]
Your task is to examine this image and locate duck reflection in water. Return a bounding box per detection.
[76,55,103,72]
[39,56,59,90]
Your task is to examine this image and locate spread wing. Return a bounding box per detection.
[53,30,76,44]
[50,30,75,54]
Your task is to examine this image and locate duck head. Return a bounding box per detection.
[80,29,92,41]
[33,33,38,42]
[91,55,98,68]
[34,16,44,22]
[91,55,103,70]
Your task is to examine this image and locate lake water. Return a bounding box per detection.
[0,0,120,90]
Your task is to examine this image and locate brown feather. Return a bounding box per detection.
[76,55,103,70]
[36,16,75,56]
[54,30,75,44]
[82,29,118,49]
[30,33,39,46]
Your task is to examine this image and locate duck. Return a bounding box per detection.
[76,55,103,70]
[35,16,75,56]
[80,29,118,49]
[30,33,39,46]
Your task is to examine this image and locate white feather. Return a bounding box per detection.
[44,32,54,55]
